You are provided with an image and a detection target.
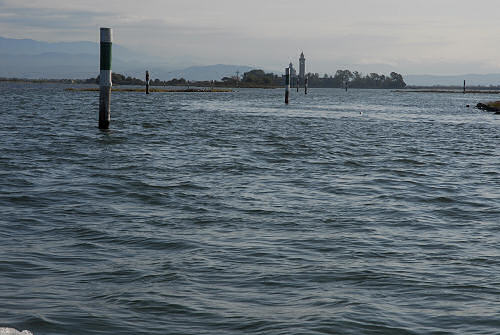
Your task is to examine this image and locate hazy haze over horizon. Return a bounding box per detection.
[1,0,499,76]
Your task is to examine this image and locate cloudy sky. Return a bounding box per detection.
[1,0,499,75]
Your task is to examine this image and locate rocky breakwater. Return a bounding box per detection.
[476,101,500,114]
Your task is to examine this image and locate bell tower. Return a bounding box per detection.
[299,52,306,84]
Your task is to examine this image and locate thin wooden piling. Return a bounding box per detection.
[296,77,299,92]
[285,67,290,104]
[99,27,112,129]
[305,77,308,95]
[463,80,466,94]
[146,71,150,94]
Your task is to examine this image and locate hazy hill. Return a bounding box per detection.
[0,52,134,79]
[0,36,254,81]
[149,64,254,82]
[0,36,145,79]
[0,36,96,55]
[0,36,140,60]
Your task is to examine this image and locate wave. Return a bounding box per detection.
[0,328,33,335]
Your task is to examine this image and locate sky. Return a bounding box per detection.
[1,0,499,75]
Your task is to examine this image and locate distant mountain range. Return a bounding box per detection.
[151,64,253,82]
[0,36,254,81]
[0,36,136,58]
[2,36,500,85]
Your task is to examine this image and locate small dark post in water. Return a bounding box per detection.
[345,82,348,92]
[463,80,466,94]
[305,77,308,95]
[296,77,299,92]
[285,67,290,104]
[99,27,112,129]
[146,71,150,94]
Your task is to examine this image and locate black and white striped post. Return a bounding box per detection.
[285,67,290,104]
[146,71,150,94]
[305,77,308,95]
[99,27,112,129]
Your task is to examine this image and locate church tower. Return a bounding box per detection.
[299,52,306,84]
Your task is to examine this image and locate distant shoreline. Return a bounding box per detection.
[3,78,500,93]
[64,87,233,93]
[394,89,500,94]
[0,77,80,84]
[0,78,279,89]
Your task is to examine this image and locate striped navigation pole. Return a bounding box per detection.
[146,71,150,94]
[99,27,112,129]
[285,67,290,104]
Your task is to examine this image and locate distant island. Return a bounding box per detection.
[0,69,408,89]
[303,70,407,89]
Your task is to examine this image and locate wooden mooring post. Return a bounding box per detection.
[296,77,299,92]
[305,77,308,95]
[285,67,290,104]
[463,80,466,94]
[99,27,112,129]
[146,71,150,94]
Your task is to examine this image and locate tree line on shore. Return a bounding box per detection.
[85,70,408,89]
[217,69,407,89]
[14,69,500,90]
[306,70,407,89]
[0,69,407,89]
[4,72,500,90]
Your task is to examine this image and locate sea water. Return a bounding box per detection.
[1,82,499,334]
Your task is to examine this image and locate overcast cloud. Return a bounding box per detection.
[0,0,499,74]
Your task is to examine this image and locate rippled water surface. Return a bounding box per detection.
[1,83,499,335]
